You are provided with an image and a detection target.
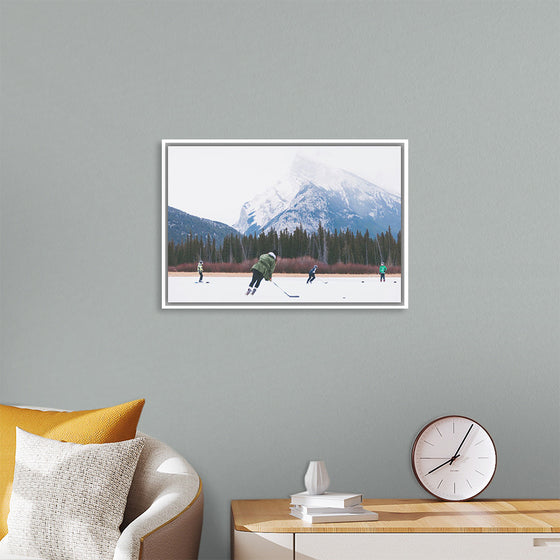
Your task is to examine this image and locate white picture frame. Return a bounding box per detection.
[162,140,408,309]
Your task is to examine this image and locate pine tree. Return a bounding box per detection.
[167,224,401,269]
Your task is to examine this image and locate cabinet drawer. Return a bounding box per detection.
[296,533,560,560]
[233,531,293,560]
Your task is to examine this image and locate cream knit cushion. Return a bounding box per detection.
[3,428,144,560]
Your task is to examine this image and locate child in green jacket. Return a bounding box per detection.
[246,251,277,295]
[379,262,387,282]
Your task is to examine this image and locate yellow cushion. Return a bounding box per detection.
[0,398,145,538]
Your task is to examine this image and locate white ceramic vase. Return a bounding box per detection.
[304,460,330,495]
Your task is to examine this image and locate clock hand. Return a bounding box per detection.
[450,423,473,464]
[426,455,460,475]
[426,424,473,474]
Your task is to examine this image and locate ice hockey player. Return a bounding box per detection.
[307,264,318,284]
[379,261,387,282]
[246,251,277,295]
[197,260,204,283]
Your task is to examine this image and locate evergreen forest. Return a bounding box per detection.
[168,225,401,271]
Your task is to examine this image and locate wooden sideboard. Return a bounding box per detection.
[231,498,560,559]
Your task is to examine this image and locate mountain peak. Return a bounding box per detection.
[290,154,347,191]
[234,155,401,236]
[289,154,387,195]
[290,154,325,176]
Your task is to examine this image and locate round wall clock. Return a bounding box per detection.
[411,415,497,501]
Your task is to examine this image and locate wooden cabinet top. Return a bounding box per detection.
[231,499,560,533]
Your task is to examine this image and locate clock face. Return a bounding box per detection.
[412,416,497,501]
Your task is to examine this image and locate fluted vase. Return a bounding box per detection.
[304,460,330,495]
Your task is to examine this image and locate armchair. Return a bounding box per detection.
[0,431,203,560]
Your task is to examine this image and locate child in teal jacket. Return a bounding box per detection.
[379,262,387,282]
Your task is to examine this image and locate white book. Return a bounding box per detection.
[290,491,363,508]
[292,504,366,514]
[290,506,378,524]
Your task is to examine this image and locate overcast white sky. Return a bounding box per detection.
[167,144,403,226]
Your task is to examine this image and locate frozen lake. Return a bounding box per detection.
[167,274,403,307]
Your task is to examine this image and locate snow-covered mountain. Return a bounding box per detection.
[233,155,401,236]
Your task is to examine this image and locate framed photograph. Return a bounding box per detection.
[162,140,408,309]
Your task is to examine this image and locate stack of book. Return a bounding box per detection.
[289,491,378,523]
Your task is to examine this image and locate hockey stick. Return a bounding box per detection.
[271,280,300,298]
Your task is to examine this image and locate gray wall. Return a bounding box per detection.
[1,1,558,558]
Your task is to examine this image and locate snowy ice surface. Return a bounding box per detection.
[167,275,403,307]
